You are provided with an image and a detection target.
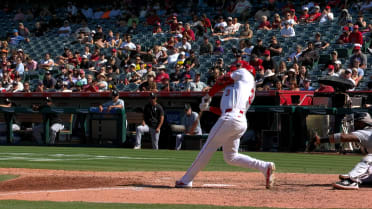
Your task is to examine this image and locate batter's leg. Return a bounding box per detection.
[348,154,372,183]
[179,117,236,184]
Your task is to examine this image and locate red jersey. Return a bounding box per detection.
[258,21,271,29]
[250,59,263,68]
[185,29,195,41]
[308,12,321,22]
[338,34,349,43]
[349,31,363,45]
[299,14,309,22]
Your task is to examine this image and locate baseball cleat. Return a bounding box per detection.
[333,180,359,190]
[339,174,350,180]
[175,180,192,188]
[133,145,141,150]
[265,162,276,189]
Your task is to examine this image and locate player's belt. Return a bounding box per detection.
[225,109,244,114]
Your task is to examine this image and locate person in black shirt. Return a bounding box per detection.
[32,97,64,144]
[268,36,282,57]
[251,38,266,57]
[184,50,200,69]
[43,71,57,90]
[134,93,164,149]
[170,64,183,84]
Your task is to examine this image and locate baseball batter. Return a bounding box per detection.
[313,112,372,190]
[175,64,276,189]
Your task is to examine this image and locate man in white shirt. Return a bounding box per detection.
[186,73,209,92]
[213,16,227,33]
[175,37,192,52]
[58,20,71,37]
[164,48,180,65]
[280,21,295,37]
[319,6,334,23]
[119,34,136,54]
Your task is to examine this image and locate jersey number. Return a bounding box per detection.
[248,89,255,105]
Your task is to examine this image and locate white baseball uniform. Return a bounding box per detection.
[178,68,273,185]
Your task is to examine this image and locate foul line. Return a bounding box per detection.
[0,186,145,196]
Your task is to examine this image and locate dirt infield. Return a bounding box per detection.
[0,168,371,208]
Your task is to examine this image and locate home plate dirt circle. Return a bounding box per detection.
[0,168,370,208]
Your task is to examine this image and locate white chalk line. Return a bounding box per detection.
[0,186,145,197]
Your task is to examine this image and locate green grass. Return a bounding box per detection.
[0,146,362,174]
[0,174,18,182]
[0,200,289,209]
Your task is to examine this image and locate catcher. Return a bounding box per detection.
[311,112,372,190]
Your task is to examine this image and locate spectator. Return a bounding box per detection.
[22,81,31,93]
[242,40,254,59]
[308,5,321,22]
[288,45,302,62]
[251,38,266,57]
[299,7,310,23]
[351,68,359,86]
[280,21,295,37]
[175,37,192,53]
[268,36,283,57]
[43,71,57,90]
[232,17,241,32]
[9,29,29,45]
[137,61,147,78]
[342,68,356,91]
[250,54,263,71]
[96,74,108,91]
[355,15,367,29]
[13,8,25,22]
[155,65,170,83]
[83,74,98,92]
[319,6,334,23]
[326,64,338,77]
[297,65,308,87]
[184,50,199,69]
[32,97,64,145]
[213,16,227,33]
[139,74,157,92]
[15,57,24,75]
[276,61,288,79]
[170,64,183,84]
[349,25,363,45]
[58,20,72,37]
[255,6,271,22]
[153,22,163,34]
[298,42,318,67]
[274,79,283,90]
[175,104,202,150]
[8,80,23,92]
[272,13,282,30]
[258,16,271,30]
[134,92,164,150]
[213,40,224,55]
[262,50,276,71]
[300,78,315,91]
[199,36,213,55]
[337,26,351,44]
[337,9,352,26]
[183,23,195,41]
[350,59,364,84]
[314,32,329,50]
[34,81,44,92]
[18,22,30,38]
[127,21,138,35]
[232,0,252,19]
[262,69,276,88]
[186,73,209,92]
[181,64,196,81]
[349,45,367,69]
[119,34,136,54]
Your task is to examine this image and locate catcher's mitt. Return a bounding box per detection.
[306,134,320,152]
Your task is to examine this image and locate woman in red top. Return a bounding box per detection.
[299,7,309,23]
[258,16,272,30]
[271,13,282,29]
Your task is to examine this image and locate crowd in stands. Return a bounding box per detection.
[0,0,371,93]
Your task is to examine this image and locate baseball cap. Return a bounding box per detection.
[130,63,136,67]
[17,48,23,52]
[215,40,221,44]
[146,64,152,68]
[354,112,372,126]
[288,68,296,73]
[343,26,349,31]
[12,81,18,85]
[139,61,145,64]
[5,98,11,104]
[315,5,320,9]
[112,90,119,97]
[185,64,191,68]
[345,68,352,74]
[45,97,52,102]
[82,55,88,59]
[227,17,232,21]
[91,30,96,34]
[180,51,185,55]
[45,71,51,75]
[112,48,117,52]
[354,45,361,50]
[184,103,191,110]
[335,60,342,65]
[325,6,331,9]
[290,9,295,12]
[264,50,270,56]
[304,78,311,82]
[149,92,157,99]
[96,24,102,28]
[303,7,308,10]
[80,69,85,74]
[328,65,335,70]
[353,24,359,29]
[13,29,18,33]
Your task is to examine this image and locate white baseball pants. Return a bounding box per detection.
[33,123,65,144]
[136,124,160,149]
[348,154,372,183]
[180,113,271,184]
